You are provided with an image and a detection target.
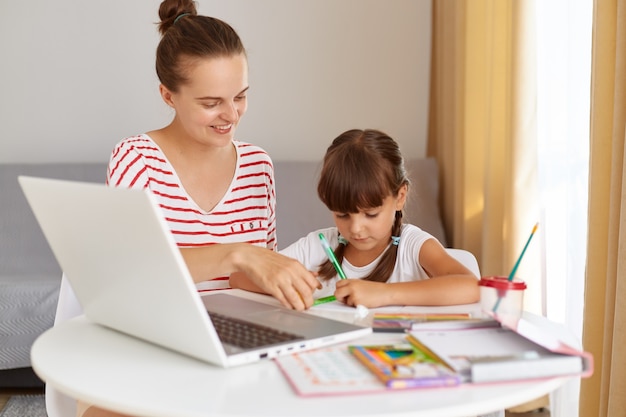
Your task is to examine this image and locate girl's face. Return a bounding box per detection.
[160,54,249,148]
[332,186,407,255]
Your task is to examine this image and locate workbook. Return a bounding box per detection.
[274,344,391,396]
[274,341,460,397]
[407,316,594,383]
[348,343,460,388]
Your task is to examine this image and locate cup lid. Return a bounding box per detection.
[478,276,527,290]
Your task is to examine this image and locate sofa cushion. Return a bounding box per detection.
[404,158,447,246]
[0,163,108,282]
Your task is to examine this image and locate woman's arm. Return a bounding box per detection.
[181,244,320,310]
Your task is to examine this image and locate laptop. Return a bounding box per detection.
[18,176,371,367]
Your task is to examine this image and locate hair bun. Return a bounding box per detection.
[158,0,197,35]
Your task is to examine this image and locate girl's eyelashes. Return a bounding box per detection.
[333,210,381,219]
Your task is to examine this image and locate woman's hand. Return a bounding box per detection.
[232,248,321,310]
[181,243,320,310]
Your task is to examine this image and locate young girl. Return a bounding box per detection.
[232,129,480,308]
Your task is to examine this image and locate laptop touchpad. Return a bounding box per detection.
[249,310,326,331]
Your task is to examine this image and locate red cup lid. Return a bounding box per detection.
[478,276,527,290]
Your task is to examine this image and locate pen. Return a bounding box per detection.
[318,233,347,279]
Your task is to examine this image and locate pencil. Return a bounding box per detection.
[493,223,538,312]
[506,223,539,282]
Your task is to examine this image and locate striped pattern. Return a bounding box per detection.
[106,135,278,283]
[0,282,58,369]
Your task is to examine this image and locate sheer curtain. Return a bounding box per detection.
[427,1,540,282]
[428,1,592,415]
[535,1,592,416]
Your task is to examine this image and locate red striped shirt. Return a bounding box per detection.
[106,135,278,255]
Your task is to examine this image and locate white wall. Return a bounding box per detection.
[0,0,431,163]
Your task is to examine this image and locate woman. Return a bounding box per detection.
[105,0,320,311]
[48,2,320,416]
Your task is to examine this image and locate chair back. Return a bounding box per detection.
[445,248,480,278]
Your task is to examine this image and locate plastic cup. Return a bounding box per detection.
[478,276,527,319]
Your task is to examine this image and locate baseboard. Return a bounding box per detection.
[0,367,44,388]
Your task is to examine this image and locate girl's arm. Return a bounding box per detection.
[334,239,480,308]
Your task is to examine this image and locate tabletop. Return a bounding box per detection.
[31,290,576,417]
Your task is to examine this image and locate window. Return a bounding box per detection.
[535,1,592,415]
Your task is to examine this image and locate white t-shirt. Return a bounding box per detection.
[280,224,435,298]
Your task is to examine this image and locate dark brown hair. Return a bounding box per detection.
[317,129,410,283]
[156,0,246,92]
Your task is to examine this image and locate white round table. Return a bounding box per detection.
[32,310,574,417]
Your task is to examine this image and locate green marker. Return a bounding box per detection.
[312,233,347,306]
[318,233,347,279]
[313,295,337,306]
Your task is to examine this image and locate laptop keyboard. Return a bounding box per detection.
[209,311,304,349]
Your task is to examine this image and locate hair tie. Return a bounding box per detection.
[337,236,348,246]
[174,13,190,24]
[391,236,401,246]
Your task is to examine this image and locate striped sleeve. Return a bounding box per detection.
[106,135,159,189]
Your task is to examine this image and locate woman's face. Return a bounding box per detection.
[162,53,249,148]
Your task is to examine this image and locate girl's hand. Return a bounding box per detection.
[334,279,390,308]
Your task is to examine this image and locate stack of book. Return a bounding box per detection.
[274,314,593,396]
[371,312,498,332]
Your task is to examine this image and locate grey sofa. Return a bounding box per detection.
[0,158,446,387]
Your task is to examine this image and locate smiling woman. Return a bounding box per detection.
[103,0,319,309]
[48,0,326,416]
